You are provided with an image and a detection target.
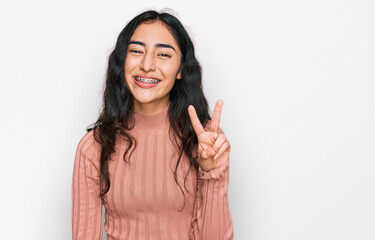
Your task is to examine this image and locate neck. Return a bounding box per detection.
[133,99,170,115]
[131,103,170,133]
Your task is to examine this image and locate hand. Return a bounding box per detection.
[188,99,231,172]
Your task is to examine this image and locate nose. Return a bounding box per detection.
[139,51,156,72]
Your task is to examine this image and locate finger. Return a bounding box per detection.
[188,105,205,136]
[198,143,216,159]
[214,140,230,160]
[210,99,223,133]
[212,133,227,152]
[200,148,215,160]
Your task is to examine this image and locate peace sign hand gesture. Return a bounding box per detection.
[188,99,231,172]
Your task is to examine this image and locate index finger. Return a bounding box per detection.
[210,99,223,133]
[188,105,205,136]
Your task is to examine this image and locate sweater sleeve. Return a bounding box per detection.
[72,131,103,240]
[190,161,234,240]
[189,124,234,240]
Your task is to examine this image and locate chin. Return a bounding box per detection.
[133,95,156,104]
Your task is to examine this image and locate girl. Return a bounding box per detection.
[72,10,233,240]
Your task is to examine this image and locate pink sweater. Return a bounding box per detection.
[72,106,233,240]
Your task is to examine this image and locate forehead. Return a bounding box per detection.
[130,21,179,49]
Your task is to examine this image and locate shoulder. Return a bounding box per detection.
[75,129,102,166]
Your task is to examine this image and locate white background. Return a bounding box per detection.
[0,0,374,239]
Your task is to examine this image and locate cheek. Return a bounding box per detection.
[124,59,134,73]
[160,62,181,79]
[124,61,134,86]
[124,55,139,71]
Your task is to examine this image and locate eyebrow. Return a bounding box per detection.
[128,40,176,52]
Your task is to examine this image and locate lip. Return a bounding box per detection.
[133,76,161,89]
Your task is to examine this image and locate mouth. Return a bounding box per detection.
[134,76,161,84]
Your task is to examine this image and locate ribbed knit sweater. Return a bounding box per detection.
[72,106,233,240]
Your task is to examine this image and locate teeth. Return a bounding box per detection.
[135,76,160,84]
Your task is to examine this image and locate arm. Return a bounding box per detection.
[190,160,234,240]
[72,131,103,240]
[188,100,234,239]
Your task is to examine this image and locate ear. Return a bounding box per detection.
[176,66,183,80]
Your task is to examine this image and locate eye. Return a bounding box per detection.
[129,49,143,54]
[158,53,171,58]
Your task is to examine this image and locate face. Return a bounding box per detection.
[124,20,182,114]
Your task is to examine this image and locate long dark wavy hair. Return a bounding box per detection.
[87,10,210,210]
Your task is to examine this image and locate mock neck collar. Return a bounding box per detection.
[131,104,169,133]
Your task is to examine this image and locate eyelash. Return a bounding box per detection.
[159,53,171,58]
[129,50,171,58]
[130,49,142,54]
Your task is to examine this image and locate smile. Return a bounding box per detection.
[134,76,161,84]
